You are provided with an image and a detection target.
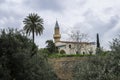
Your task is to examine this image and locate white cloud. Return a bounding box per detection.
[0,0,120,49]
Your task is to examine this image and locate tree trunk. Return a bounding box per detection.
[32,29,34,43]
[31,28,35,57]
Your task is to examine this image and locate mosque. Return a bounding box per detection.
[53,21,96,54]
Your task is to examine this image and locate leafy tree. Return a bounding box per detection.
[46,40,58,54]
[0,29,58,80]
[73,35,120,80]
[39,48,49,54]
[23,13,44,43]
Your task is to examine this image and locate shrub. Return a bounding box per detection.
[73,35,120,80]
[0,29,59,80]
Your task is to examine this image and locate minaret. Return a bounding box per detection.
[53,20,61,43]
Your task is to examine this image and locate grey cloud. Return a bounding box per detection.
[0,9,22,19]
[82,10,119,34]
[41,24,54,40]
[96,15,119,34]
[34,23,55,48]
[0,17,21,29]
[104,7,113,14]
[0,0,6,4]
[73,10,120,49]
[24,0,63,11]
[0,9,24,29]
[79,0,87,6]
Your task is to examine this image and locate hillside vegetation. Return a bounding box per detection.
[0,28,120,80]
[48,36,120,80]
[0,29,59,80]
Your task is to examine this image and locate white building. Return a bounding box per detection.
[53,21,96,54]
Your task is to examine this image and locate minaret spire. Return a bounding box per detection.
[53,20,61,43]
[55,20,59,29]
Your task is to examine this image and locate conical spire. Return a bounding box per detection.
[55,20,59,29]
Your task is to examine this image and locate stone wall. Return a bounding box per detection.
[48,57,86,80]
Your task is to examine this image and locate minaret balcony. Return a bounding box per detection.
[53,34,61,38]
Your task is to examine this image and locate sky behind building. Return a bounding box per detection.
[0,0,120,50]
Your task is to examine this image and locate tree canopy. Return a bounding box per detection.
[73,35,120,80]
[23,13,44,43]
[0,29,58,80]
[46,40,58,54]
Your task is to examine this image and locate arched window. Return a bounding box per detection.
[83,52,85,55]
[69,44,71,48]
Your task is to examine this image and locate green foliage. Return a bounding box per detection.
[73,35,120,80]
[96,33,102,54]
[27,53,59,80]
[39,48,49,54]
[96,47,103,55]
[48,54,92,58]
[23,13,44,43]
[96,33,100,48]
[0,29,58,80]
[46,40,58,54]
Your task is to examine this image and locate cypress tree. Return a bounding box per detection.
[96,33,101,54]
[97,33,100,48]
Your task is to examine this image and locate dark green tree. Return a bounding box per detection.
[73,35,120,80]
[46,40,58,54]
[23,13,44,43]
[0,29,58,80]
[96,33,101,54]
[23,13,44,56]
[0,29,34,80]
[96,33,100,48]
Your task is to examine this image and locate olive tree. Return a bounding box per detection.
[0,29,58,80]
[73,35,120,80]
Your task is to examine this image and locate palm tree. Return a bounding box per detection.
[23,13,44,43]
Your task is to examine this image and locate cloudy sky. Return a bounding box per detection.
[0,0,120,50]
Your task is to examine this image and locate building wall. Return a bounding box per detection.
[55,42,96,54]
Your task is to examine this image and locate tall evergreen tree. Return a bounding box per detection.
[96,33,100,48]
[96,33,101,54]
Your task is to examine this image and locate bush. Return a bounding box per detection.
[73,36,120,80]
[48,54,92,58]
[0,29,59,80]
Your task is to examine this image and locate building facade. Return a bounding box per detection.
[53,21,96,54]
